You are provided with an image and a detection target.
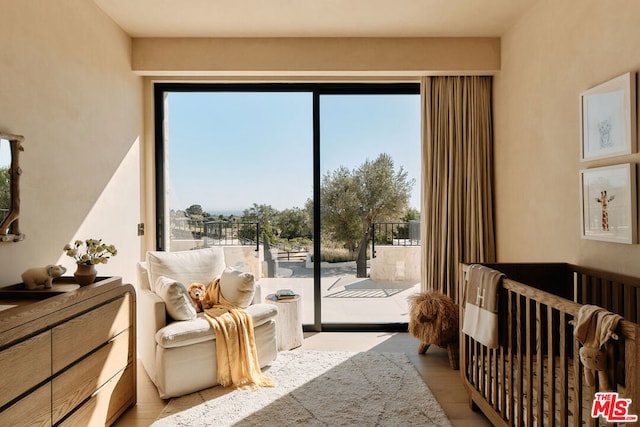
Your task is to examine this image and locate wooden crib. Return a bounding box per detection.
[459,263,640,426]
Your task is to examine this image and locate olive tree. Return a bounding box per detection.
[320,153,414,277]
[276,207,312,240]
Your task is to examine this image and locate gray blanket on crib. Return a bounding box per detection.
[462,264,505,349]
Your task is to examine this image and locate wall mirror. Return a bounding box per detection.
[0,132,24,242]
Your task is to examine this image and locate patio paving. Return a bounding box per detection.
[258,260,420,325]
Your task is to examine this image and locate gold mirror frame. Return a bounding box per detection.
[0,132,24,242]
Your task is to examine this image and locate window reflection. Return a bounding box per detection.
[0,138,11,224]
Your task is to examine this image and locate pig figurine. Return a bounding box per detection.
[21,264,67,290]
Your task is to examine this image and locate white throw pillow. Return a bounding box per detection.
[146,247,226,293]
[155,276,197,321]
[219,267,256,308]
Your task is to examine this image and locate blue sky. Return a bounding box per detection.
[167,91,420,215]
[0,139,10,168]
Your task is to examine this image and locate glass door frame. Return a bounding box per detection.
[154,82,420,332]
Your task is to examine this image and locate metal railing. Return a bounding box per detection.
[203,221,260,250]
[170,219,260,250]
[171,218,205,236]
[371,220,420,258]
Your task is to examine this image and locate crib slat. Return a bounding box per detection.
[626,332,640,421]
[498,344,505,419]
[547,304,556,427]
[624,286,634,323]
[485,346,490,402]
[507,289,515,424]
[516,294,523,427]
[484,346,489,405]
[559,311,568,427]
[576,273,586,304]
[604,279,613,311]
[592,275,599,302]
[477,343,483,392]
[612,280,623,318]
[525,297,533,426]
[588,366,598,427]
[572,315,584,426]
[490,348,497,410]
[605,341,616,391]
[627,288,640,323]
[584,274,593,304]
[591,276,600,305]
[471,338,476,388]
[466,334,473,387]
[535,301,544,424]
[479,342,484,394]
[579,274,587,302]
[488,348,493,406]
[468,335,473,386]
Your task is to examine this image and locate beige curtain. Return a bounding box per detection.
[420,76,496,302]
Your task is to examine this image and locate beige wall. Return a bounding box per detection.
[132,37,500,76]
[494,0,640,276]
[0,1,143,285]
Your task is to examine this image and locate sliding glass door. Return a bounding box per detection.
[318,93,421,327]
[155,83,420,331]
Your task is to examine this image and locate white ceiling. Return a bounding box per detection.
[92,0,537,38]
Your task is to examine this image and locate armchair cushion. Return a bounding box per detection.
[155,317,213,349]
[155,276,197,321]
[219,267,256,308]
[155,304,278,349]
[146,247,226,293]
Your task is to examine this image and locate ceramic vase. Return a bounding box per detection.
[74,263,97,286]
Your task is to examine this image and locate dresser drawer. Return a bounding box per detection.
[58,364,134,427]
[52,295,130,373]
[52,329,130,424]
[0,331,51,408]
[0,383,51,427]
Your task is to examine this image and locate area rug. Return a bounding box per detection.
[153,350,451,426]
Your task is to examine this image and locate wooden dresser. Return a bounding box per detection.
[0,277,136,426]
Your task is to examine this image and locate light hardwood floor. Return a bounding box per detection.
[114,332,492,427]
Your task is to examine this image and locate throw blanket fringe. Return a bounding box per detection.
[201,277,274,390]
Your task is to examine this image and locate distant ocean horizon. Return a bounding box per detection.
[205,209,244,217]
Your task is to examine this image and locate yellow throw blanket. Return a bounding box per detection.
[200,277,274,390]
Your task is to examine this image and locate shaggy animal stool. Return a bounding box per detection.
[408,291,460,370]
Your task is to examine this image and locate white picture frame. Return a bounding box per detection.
[580,163,637,244]
[580,72,636,161]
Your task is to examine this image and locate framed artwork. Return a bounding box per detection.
[580,72,636,161]
[580,163,637,244]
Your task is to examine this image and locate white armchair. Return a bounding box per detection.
[137,247,278,398]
